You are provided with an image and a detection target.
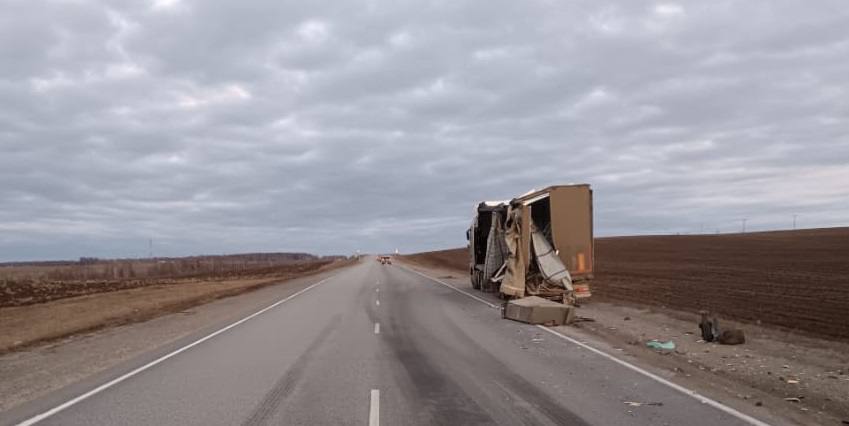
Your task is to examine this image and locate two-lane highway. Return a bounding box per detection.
[5,260,763,425]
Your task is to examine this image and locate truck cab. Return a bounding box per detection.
[467,201,508,291]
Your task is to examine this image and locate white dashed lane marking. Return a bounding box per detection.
[369,389,380,426]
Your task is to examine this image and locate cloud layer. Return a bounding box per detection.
[2,0,848,260]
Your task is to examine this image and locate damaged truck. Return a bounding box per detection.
[467,184,594,319]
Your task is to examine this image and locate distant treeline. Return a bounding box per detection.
[0,252,344,283]
[0,252,319,268]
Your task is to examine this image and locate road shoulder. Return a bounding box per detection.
[0,262,355,415]
[398,258,848,426]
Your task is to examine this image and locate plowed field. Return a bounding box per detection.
[403,227,849,341]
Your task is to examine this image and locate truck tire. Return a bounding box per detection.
[471,269,481,290]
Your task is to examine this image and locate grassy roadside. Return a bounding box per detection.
[0,259,354,354]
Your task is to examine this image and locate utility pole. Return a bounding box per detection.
[793,214,797,230]
[741,218,747,233]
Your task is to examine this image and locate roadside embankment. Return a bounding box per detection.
[0,259,352,353]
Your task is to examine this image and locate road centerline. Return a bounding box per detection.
[369,389,380,426]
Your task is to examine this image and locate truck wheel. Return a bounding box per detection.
[471,270,481,290]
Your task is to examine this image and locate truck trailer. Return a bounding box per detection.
[467,184,593,304]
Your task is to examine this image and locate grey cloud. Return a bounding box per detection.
[1,0,848,261]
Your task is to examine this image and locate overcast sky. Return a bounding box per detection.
[2,0,848,261]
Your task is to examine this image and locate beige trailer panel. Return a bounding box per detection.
[475,183,594,301]
[548,185,594,279]
[514,184,594,280]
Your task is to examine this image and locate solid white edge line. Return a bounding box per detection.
[369,389,380,426]
[535,327,771,426]
[374,323,380,335]
[15,275,337,426]
[400,265,499,308]
[403,265,771,426]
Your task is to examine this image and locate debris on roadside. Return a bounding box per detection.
[646,340,676,351]
[496,278,849,422]
[783,397,802,403]
[503,296,575,326]
[624,401,664,407]
[719,329,746,345]
[698,310,745,345]
[699,311,720,342]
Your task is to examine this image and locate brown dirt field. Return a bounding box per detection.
[0,259,330,308]
[594,228,849,342]
[401,248,468,272]
[403,227,849,341]
[0,259,351,354]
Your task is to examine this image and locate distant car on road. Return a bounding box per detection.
[377,256,392,265]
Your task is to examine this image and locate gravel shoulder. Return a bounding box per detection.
[0,260,354,413]
[400,258,849,426]
[564,303,849,425]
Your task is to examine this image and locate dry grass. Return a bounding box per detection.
[0,254,337,307]
[0,259,351,353]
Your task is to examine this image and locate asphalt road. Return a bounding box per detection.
[5,260,762,426]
